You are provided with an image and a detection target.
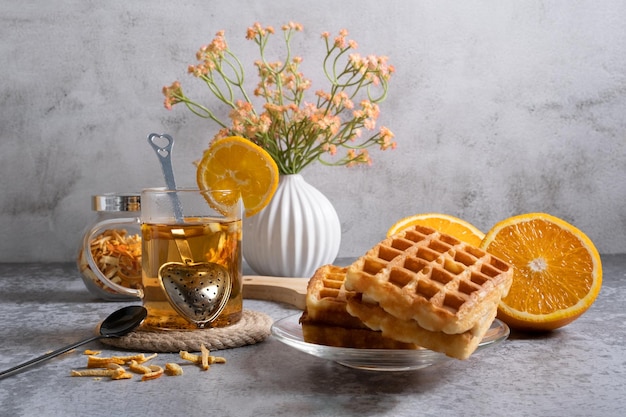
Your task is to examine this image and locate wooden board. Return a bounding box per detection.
[242,275,309,310]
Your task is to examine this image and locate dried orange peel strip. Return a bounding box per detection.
[180,346,226,370]
[141,365,164,381]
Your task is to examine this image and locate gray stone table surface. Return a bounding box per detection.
[0,257,625,417]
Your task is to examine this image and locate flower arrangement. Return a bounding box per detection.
[163,22,396,175]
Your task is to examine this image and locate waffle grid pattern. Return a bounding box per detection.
[346,225,512,334]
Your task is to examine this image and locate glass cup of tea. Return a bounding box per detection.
[139,187,243,330]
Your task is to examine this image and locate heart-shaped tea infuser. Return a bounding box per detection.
[148,133,233,328]
[159,228,232,328]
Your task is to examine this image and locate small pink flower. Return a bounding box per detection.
[334,30,349,48]
[315,90,331,101]
[282,22,303,32]
[162,81,183,110]
[364,118,376,130]
[379,127,396,150]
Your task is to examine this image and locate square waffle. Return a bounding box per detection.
[345,293,498,359]
[299,264,418,349]
[302,264,363,328]
[344,225,513,336]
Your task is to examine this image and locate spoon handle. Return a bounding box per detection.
[147,133,184,222]
[0,335,101,380]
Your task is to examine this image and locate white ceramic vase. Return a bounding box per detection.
[243,174,341,277]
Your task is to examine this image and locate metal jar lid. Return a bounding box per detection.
[92,193,141,212]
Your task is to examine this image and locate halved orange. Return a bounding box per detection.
[387,213,485,246]
[196,136,279,217]
[480,213,602,331]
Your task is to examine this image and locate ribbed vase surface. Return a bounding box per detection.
[243,174,341,277]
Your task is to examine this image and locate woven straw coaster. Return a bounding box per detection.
[100,310,273,352]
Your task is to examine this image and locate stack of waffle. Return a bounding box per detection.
[300,225,513,359]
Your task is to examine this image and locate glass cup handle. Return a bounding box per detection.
[83,217,144,299]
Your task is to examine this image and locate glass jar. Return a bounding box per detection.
[77,193,142,301]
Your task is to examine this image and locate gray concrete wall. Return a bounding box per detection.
[1,0,624,261]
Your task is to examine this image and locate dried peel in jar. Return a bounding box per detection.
[78,229,142,292]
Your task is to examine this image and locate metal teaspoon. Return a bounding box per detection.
[0,305,147,380]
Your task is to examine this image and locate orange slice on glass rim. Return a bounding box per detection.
[480,213,602,331]
[196,136,279,217]
[387,213,485,246]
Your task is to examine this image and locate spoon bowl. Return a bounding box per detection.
[100,305,148,337]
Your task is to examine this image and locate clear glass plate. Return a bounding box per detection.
[271,313,510,371]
